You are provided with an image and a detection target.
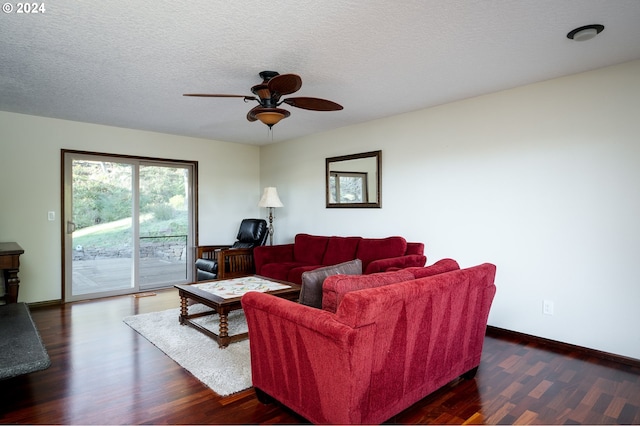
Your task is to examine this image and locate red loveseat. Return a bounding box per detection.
[241,261,497,424]
[253,233,426,284]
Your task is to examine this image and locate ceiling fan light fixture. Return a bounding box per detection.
[567,24,604,41]
[255,108,291,128]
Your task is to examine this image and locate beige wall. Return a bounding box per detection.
[0,113,261,303]
[2,60,639,360]
[260,60,640,359]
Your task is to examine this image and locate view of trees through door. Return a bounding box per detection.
[63,152,196,302]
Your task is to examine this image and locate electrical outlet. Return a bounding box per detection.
[543,300,554,315]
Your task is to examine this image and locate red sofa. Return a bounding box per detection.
[241,261,497,424]
[253,233,426,284]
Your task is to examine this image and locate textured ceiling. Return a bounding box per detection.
[1,1,640,145]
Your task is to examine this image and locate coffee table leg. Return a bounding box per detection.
[219,312,229,348]
[179,294,188,324]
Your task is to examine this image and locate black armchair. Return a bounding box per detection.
[195,218,268,281]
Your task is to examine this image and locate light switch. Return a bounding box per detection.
[48,211,55,221]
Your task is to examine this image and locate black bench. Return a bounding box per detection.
[0,302,51,380]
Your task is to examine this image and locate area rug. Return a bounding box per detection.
[123,305,251,396]
[0,302,51,379]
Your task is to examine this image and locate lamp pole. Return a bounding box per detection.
[267,207,276,245]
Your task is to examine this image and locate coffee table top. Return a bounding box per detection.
[193,276,291,299]
[175,275,300,306]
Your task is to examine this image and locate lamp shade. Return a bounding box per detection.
[258,187,284,208]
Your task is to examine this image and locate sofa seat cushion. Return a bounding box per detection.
[293,234,329,264]
[322,236,361,265]
[259,262,309,283]
[299,259,363,309]
[287,265,325,286]
[322,269,414,313]
[356,236,407,272]
[405,258,460,278]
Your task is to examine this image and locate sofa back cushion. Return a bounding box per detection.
[322,236,361,265]
[322,269,414,313]
[293,234,329,264]
[355,236,407,270]
[405,242,425,256]
[405,258,460,278]
[300,259,362,309]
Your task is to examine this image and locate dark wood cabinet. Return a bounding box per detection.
[0,242,24,304]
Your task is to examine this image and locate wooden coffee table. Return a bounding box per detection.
[175,275,300,348]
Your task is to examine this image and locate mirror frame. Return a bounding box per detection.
[326,150,381,208]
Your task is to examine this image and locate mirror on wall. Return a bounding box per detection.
[326,150,381,208]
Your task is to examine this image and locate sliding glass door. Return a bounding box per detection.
[63,151,196,302]
[138,162,192,290]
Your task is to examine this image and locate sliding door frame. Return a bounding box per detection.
[61,149,199,302]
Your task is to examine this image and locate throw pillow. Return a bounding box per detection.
[355,236,407,270]
[300,259,362,309]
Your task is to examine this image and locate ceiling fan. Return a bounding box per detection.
[184,71,343,128]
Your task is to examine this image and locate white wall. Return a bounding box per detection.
[0,112,261,303]
[260,60,640,360]
[2,60,638,360]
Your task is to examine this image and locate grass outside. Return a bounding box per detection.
[73,212,188,248]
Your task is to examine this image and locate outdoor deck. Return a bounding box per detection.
[72,257,190,295]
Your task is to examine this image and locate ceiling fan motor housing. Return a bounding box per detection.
[251,83,275,105]
[259,71,280,81]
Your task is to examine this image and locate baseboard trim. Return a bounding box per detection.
[27,299,63,308]
[486,325,640,369]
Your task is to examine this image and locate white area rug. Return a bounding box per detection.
[123,305,251,396]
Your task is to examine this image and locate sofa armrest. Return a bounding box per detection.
[364,254,427,274]
[241,292,376,424]
[253,244,294,274]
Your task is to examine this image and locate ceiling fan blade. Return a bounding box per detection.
[183,94,258,101]
[283,97,343,111]
[268,74,302,97]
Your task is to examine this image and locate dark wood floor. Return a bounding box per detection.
[2,289,639,424]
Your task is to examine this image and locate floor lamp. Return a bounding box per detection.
[258,187,284,245]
